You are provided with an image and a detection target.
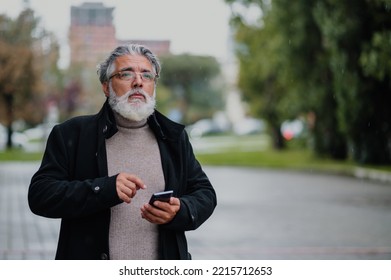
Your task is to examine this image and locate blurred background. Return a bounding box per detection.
[0,0,235,153]
[1,0,391,260]
[0,0,391,171]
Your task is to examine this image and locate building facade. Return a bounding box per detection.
[69,2,170,67]
[69,2,117,66]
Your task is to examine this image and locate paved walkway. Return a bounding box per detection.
[0,162,59,259]
[189,166,391,259]
[1,162,391,260]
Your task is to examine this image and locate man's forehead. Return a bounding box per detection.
[115,54,153,71]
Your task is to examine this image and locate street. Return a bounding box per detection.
[0,162,390,259]
[188,166,391,259]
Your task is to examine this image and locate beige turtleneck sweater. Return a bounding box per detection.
[106,113,165,259]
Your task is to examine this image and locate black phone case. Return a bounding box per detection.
[149,190,173,205]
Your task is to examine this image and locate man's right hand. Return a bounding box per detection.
[116,173,146,203]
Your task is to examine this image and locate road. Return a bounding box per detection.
[0,162,390,259]
[187,166,391,259]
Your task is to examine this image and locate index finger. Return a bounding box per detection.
[124,174,147,190]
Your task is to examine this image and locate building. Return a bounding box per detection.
[117,39,171,57]
[69,2,117,66]
[69,2,171,67]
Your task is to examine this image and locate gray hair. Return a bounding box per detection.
[97,44,161,84]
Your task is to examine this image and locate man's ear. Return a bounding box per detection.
[102,82,110,97]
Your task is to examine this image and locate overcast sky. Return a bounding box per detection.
[1,0,234,68]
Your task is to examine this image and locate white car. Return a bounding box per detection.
[233,118,265,135]
[186,119,226,139]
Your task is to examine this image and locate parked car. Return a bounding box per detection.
[186,119,223,138]
[280,119,305,140]
[233,117,265,135]
[186,117,230,138]
[24,123,54,141]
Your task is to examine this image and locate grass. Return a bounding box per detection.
[0,148,43,161]
[1,134,391,179]
[197,148,356,174]
[193,134,391,177]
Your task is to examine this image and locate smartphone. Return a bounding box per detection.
[149,190,173,205]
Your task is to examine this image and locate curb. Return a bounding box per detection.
[354,167,391,184]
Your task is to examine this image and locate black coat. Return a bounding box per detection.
[28,100,216,260]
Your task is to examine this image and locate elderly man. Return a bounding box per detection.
[28,44,217,260]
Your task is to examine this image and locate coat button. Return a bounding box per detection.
[103,125,108,133]
[94,186,100,193]
[100,253,108,260]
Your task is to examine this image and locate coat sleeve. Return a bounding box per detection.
[161,130,217,231]
[28,124,122,219]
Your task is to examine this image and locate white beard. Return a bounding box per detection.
[108,85,156,121]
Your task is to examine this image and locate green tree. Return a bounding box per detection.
[268,0,348,158]
[0,10,37,148]
[0,8,61,148]
[159,54,224,124]
[314,0,391,164]
[233,17,287,149]
[226,0,391,164]
[227,0,347,155]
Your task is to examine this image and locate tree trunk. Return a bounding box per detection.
[4,93,14,149]
[271,124,285,150]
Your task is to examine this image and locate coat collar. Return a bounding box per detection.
[97,99,118,139]
[97,99,185,141]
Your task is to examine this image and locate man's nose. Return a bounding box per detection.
[131,73,143,88]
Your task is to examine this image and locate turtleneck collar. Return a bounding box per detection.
[113,111,147,129]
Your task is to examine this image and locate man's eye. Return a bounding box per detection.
[142,72,154,80]
[120,72,133,79]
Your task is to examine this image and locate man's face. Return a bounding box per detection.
[103,54,156,100]
[103,54,157,121]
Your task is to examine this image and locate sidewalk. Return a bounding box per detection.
[0,162,59,259]
[353,167,391,184]
[1,161,391,260]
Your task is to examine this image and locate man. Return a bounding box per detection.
[28,44,217,260]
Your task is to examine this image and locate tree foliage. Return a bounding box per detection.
[226,0,391,164]
[0,8,61,148]
[159,54,224,124]
[314,0,391,164]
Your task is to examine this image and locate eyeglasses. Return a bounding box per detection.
[109,70,157,82]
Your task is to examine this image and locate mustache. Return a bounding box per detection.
[123,89,148,99]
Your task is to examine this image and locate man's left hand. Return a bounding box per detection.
[140,197,180,224]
